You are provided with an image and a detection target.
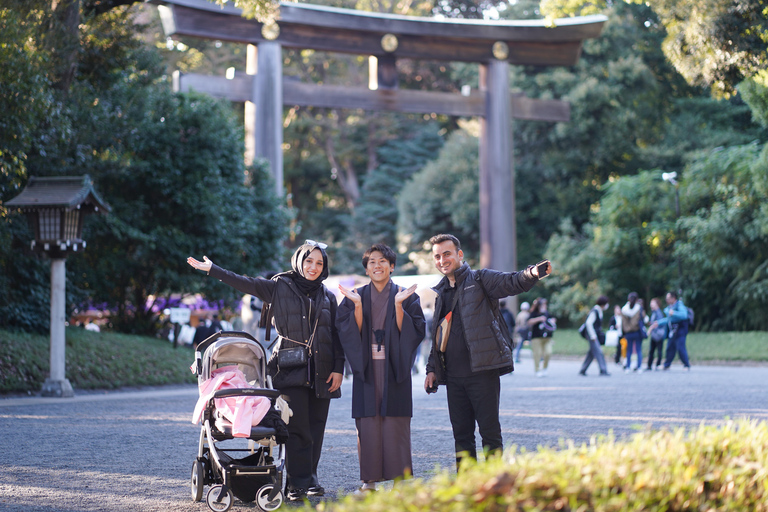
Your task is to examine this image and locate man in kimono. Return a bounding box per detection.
[337,243,426,492]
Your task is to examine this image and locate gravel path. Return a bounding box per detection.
[1,352,766,511]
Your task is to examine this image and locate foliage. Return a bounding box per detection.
[675,142,768,331]
[545,140,768,331]
[62,87,288,334]
[0,216,55,334]
[1,4,288,335]
[0,327,196,394]
[205,0,279,22]
[306,419,768,512]
[541,0,768,97]
[0,6,56,198]
[345,120,443,270]
[739,71,768,128]
[397,126,481,266]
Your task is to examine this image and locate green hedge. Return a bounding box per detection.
[0,327,196,393]
[312,419,768,511]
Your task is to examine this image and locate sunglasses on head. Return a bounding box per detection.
[304,239,328,250]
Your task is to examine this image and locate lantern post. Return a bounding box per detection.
[6,176,111,397]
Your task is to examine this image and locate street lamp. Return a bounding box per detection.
[6,175,110,397]
[662,171,683,293]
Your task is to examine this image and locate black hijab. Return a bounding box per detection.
[287,242,329,298]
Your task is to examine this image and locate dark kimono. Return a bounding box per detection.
[336,281,425,481]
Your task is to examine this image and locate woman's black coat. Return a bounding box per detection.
[208,264,345,399]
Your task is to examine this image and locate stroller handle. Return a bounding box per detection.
[196,330,260,355]
[212,388,281,400]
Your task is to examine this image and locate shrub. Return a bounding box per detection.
[310,419,768,511]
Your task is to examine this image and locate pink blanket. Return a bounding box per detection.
[192,365,271,437]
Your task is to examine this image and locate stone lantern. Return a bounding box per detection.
[6,175,111,397]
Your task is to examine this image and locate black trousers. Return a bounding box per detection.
[647,337,664,369]
[282,386,331,490]
[445,370,502,466]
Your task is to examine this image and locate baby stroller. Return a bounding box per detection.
[191,331,288,512]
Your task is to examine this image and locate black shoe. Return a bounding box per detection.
[287,488,307,501]
[307,485,325,497]
[578,370,587,376]
[599,372,611,376]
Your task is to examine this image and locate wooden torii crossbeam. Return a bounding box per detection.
[154,0,606,273]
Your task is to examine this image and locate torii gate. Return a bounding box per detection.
[154,0,606,272]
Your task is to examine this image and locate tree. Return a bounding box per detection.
[539,170,678,324]
[65,89,288,334]
[675,142,768,330]
[541,0,768,97]
[1,3,289,334]
[397,124,481,268]
[346,119,443,268]
[507,1,765,270]
[543,140,768,331]
[0,6,57,199]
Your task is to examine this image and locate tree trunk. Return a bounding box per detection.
[51,0,81,93]
[324,130,360,209]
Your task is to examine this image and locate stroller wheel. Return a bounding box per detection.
[206,485,233,512]
[191,460,205,502]
[256,484,283,512]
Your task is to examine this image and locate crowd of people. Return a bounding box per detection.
[577,290,692,376]
[187,234,549,499]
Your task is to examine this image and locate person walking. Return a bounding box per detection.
[336,243,426,492]
[513,301,531,363]
[578,295,611,376]
[651,290,691,371]
[528,298,556,377]
[608,305,624,365]
[187,240,345,501]
[423,234,548,467]
[646,298,666,371]
[621,292,644,372]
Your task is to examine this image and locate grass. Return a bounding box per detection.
[1,327,766,394]
[541,329,768,362]
[0,327,197,394]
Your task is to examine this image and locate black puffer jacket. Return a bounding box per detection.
[208,265,344,399]
[426,263,538,383]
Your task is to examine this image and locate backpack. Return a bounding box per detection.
[539,317,556,337]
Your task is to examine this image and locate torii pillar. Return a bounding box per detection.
[245,43,283,195]
[480,60,516,270]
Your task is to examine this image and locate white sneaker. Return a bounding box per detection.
[535,370,544,378]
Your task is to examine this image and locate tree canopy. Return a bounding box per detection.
[0,2,288,334]
[541,0,768,97]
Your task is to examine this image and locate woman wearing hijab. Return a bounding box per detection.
[187,240,345,502]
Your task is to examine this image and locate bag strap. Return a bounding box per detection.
[272,302,320,351]
[446,284,461,314]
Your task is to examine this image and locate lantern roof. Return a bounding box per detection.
[6,175,111,213]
